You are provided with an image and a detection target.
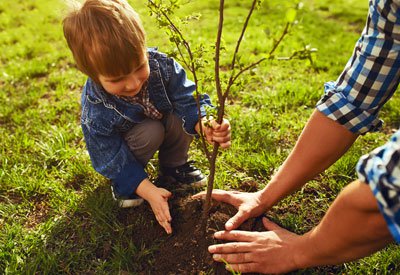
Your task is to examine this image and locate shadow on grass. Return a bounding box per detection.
[19,184,160,274]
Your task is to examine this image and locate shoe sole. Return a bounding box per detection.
[118,198,144,208]
[111,186,144,208]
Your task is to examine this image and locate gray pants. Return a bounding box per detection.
[123,114,193,168]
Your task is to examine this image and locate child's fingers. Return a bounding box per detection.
[218,140,231,149]
[212,135,231,144]
[160,188,172,198]
[202,120,231,148]
[161,194,172,222]
[217,119,230,131]
[156,215,172,234]
[155,207,172,233]
[161,221,172,234]
[202,128,214,144]
[212,130,231,138]
[203,119,221,132]
[160,207,172,223]
[203,126,213,135]
[152,190,172,234]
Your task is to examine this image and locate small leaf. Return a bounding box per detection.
[285,8,297,23]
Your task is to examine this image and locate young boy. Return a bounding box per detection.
[62,0,231,234]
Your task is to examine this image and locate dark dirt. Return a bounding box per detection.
[117,183,265,275]
[115,179,346,275]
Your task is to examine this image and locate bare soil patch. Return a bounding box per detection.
[117,182,265,274]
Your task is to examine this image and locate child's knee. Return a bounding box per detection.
[124,120,165,152]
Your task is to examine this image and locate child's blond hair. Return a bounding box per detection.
[63,0,146,82]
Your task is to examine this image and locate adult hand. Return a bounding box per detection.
[193,189,267,230]
[209,217,303,274]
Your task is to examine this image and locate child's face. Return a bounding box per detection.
[98,57,150,97]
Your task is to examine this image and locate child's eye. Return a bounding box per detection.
[109,77,125,83]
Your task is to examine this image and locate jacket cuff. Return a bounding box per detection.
[112,165,148,198]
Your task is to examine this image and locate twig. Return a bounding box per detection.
[202,0,225,219]
[148,0,211,161]
[231,22,290,85]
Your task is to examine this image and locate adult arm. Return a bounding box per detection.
[194,110,358,229]
[209,180,394,274]
[259,109,358,210]
[197,0,400,230]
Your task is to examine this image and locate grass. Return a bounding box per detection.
[1,0,400,273]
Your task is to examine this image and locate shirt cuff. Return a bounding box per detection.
[316,81,382,134]
[356,130,400,243]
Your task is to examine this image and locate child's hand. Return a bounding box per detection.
[147,187,172,234]
[196,117,231,149]
[136,179,173,234]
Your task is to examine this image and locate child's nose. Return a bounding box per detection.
[126,76,141,91]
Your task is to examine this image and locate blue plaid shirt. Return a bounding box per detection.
[316,0,400,242]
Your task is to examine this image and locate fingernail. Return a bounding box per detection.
[214,232,222,238]
[208,245,216,253]
[213,254,221,260]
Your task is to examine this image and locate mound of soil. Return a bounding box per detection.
[117,183,265,274]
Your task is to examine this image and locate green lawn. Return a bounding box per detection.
[1,0,400,273]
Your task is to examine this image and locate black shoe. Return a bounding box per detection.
[160,161,206,188]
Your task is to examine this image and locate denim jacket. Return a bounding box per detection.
[81,48,212,197]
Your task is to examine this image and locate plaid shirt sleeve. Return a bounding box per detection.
[357,129,400,243]
[316,0,400,134]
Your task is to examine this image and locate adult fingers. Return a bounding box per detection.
[192,191,247,229]
[192,189,233,203]
[225,209,250,230]
[212,230,261,244]
[209,241,255,254]
[262,217,282,231]
[212,251,253,263]
[191,190,207,199]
